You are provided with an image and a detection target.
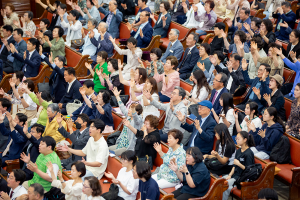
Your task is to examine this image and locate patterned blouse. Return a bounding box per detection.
[157,144,186,183]
[287,99,300,136]
[147,60,164,77]
[22,21,36,37]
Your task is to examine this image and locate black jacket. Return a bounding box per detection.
[284,42,300,64]
[261,89,286,121]
[59,79,83,108]
[0,36,15,62]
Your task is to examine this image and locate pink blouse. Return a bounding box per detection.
[154,71,180,97]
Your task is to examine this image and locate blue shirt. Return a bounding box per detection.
[249,81,261,100]
[92,103,114,126]
[133,21,149,39]
[139,178,160,200]
[283,58,300,96]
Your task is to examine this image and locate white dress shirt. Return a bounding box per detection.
[9,185,27,200]
[67,78,76,93]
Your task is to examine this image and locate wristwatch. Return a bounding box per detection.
[95,102,99,106]
[164,74,167,77]
[20,96,24,99]
[185,171,189,176]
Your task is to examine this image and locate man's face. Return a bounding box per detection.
[7,172,19,189]
[239,10,246,21]
[170,89,181,102]
[0,102,6,113]
[28,187,38,200]
[13,31,21,41]
[98,23,106,33]
[31,127,41,139]
[213,74,223,90]
[229,56,238,67]
[89,123,100,138]
[214,27,220,36]
[139,12,148,23]
[282,5,289,13]
[257,65,266,78]
[109,1,117,12]
[168,30,177,42]
[39,21,46,30]
[186,34,195,47]
[64,71,72,82]
[54,57,63,67]
[39,141,50,154]
[27,41,35,52]
[82,84,93,95]
[2,29,11,38]
[198,105,210,116]
[138,0,144,7]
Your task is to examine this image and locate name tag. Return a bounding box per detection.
[170,50,174,53]
[240,158,244,162]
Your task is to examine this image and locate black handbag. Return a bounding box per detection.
[102,183,120,200]
[110,95,129,107]
[204,157,225,171]
[71,39,85,49]
[188,104,199,117]
[44,187,65,200]
[137,155,153,170]
[106,131,121,146]
[38,76,51,93]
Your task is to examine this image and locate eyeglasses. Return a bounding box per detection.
[82,183,90,189]
[213,78,222,82]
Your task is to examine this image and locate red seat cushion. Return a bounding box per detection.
[160,38,170,49]
[199,35,206,41]
[231,187,241,197]
[163,187,176,194]
[274,163,294,183]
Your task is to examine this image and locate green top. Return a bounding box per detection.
[28,151,62,192]
[29,92,52,126]
[93,62,110,93]
[44,37,66,64]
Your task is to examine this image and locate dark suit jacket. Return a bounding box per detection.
[273,11,296,41]
[0,36,15,62]
[13,50,41,78]
[181,114,216,154]
[11,40,27,72]
[44,56,67,103]
[209,87,228,115]
[71,92,97,121]
[98,7,123,39]
[0,116,10,152]
[178,46,200,79]
[153,13,171,38]
[117,0,135,18]
[91,32,114,59]
[284,42,300,64]
[130,22,153,48]
[59,79,83,108]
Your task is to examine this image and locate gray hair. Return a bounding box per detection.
[48,103,60,113]
[171,29,180,37]
[100,22,109,30]
[88,18,98,27]
[30,183,44,198]
[174,86,186,100]
[219,72,228,86]
[189,32,199,43]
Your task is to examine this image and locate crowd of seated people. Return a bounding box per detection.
[1,0,300,199]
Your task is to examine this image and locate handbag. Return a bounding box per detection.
[44,187,65,200]
[38,76,51,93]
[188,104,199,117]
[110,95,129,107]
[204,157,225,171]
[66,99,82,115]
[102,183,120,200]
[71,39,85,49]
[137,155,153,170]
[106,131,121,146]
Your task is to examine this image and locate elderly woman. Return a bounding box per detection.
[151,1,171,39]
[225,30,250,54]
[182,0,205,28]
[43,26,66,62]
[80,19,100,56]
[13,11,36,37]
[254,19,276,53]
[194,1,217,36]
[1,3,20,32]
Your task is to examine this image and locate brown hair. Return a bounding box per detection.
[145,115,159,128]
[147,77,158,95]
[84,176,102,197]
[23,79,35,92]
[167,129,183,144]
[5,3,15,12]
[166,56,178,69]
[97,51,108,62]
[137,68,147,85]
[130,103,143,115]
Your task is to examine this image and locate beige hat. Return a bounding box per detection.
[270,74,284,86]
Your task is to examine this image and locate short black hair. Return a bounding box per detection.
[186,147,203,163]
[2,25,13,33]
[219,72,228,86]
[23,79,35,92]
[71,161,86,177]
[90,119,105,132]
[251,17,262,29]
[127,37,137,46]
[14,28,23,36]
[12,169,26,185]
[97,51,108,62]
[167,129,183,144]
[70,10,81,20]
[41,18,50,27]
[141,0,148,4]
[25,11,34,20]
[282,1,291,8]
[200,43,211,54]
[121,150,137,166]
[0,98,11,110]
[107,58,118,71]
[268,42,281,50]
[213,50,225,61]
[54,0,61,7]
[87,0,95,5]
[135,161,152,181]
[41,136,56,151]
[150,48,162,59]
[230,53,242,61]
[56,55,66,66]
[161,1,170,11]
[15,71,24,82]
[83,80,95,90]
[31,123,45,134]
[78,113,90,125]
[260,63,271,73]
[292,29,300,40]
[16,113,28,126]
[41,90,53,102]
[258,188,278,200]
[65,67,76,76]
[241,7,250,15]
[28,38,39,48]
[30,183,44,198]
[235,30,247,43]
[100,90,111,104]
[54,26,65,37]
[59,3,67,10]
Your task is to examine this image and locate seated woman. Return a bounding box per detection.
[80,19,99,56]
[224,30,250,54]
[152,129,186,189]
[124,115,160,167]
[50,161,85,200]
[190,43,212,76]
[0,71,24,105]
[235,102,262,133]
[1,3,20,32]
[222,131,255,200]
[82,176,104,200]
[154,56,180,102]
[204,123,236,176]
[76,0,101,28]
[243,17,261,41]
[182,0,205,28]
[286,83,300,136]
[139,48,164,78]
[109,88,143,156]
[212,93,235,136]
[103,150,139,200]
[248,107,285,160]
[194,1,217,36]
[131,77,160,119]
[13,11,36,37]
[169,147,211,200]
[109,37,142,80]
[103,58,125,96]
[85,51,109,93]
[151,1,171,38]
[253,19,275,53]
[43,26,66,62]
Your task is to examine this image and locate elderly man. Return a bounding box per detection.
[160,29,184,63]
[76,0,101,27]
[177,100,216,153]
[144,86,187,143]
[225,0,250,32]
[43,103,67,143]
[97,0,123,39]
[80,19,100,56]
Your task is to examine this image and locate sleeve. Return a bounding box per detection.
[81,139,90,155]
[241,69,253,85]
[63,181,83,197]
[0,122,11,136]
[70,21,82,31]
[46,164,59,177]
[283,58,300,71]
[181,122,196,133]
[150,99,169,111]
[189,170,207,186]
[9,129,26,144]
[51,39,65,51]
[3,14,19,26]
[136,129,145,139]
[28,92,41,106]
[285,26,293,35]
[174,46,184,61]
[153,72,164,83]
[51,180,62,189]
[124,175,139,194]
[199,121,215,142]
[113,44,128,55]
[244,52,251,60]
[281,13,296,23]
[143,133,159,144]
[118,100,129,117]
[163,14,172,31]
[249,127,263,146]
[226,109,235,126]
[60,20,69,29]
[140,27,153,44]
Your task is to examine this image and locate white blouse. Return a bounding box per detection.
[219,108,235,136]
[61,20,82,47]
[137,93,160,120]
[81,194,105,200]
[51,180,82,200]
[190,85,209,102]
[240,116,263,132]
[116,167,139,200]
[23,93,37,110]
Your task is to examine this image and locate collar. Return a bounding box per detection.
[16,39,24,45]
[171,40,177,46]
[80,127,87,134]
[28,49,36,57]
[140,21,148,28]
[200,113,210,123]
[87,92,94,99]
[285,10,292,15]
[6,35,13,41]
[68,78,76,85]
[12,185,22,193]
[215,87,223,94]
[189,45,196,51]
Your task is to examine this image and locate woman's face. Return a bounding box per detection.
[245,104,251,116]
[96,55,103,63]
[5,6,12,15]
[215,132,220,140]
[70,165,81,178]
[295,85,300,98]
[159,4,165,12]
[52,28,59,38]
[235,133,246,146]
[186,153,195,165]
[107,62,114,72]
[87,21,94,31]
[134,69,140,82]
[263,109,273,122]
[251,21,257,31]
[269,78,277,90]
[199,46,207,57]
[167,134,178,148]
[121,158,131,168]
[260,22,266,32]
[127,42,134,50]
[144,120,152,130]
[150,53,158,62]
[234,35,241,44]
[219,98,223,107]
[163,60,173,72]
[82,180,92,195]
[12,73,17,83]
[145,80,153,91]
[290,32,298,44]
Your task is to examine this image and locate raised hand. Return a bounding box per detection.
[195,119,202,132]
[263,93,271,102]
[20,152,30,164]
[247,121,256,132]
[168,159,178,172]
[13,20,20,28]
[130,69,135,80]
[9,78,16,88]
[197,62,205,71]
[162,15,167,22]
[39,45,43,56]
[109,36,115,44]
[290,51,297,61]
[233,110,238,119]
[130,79,135,88]
[274,47,283,56]
[192,4,198,12]
[83,7,88,13]
[279,21,288,28]
[153,142,162,153]
[85,62,92,70]
[56,113,63,124]
[179,165,188,173]
[261,70,268,81]
[252,87,260,96]
[238,40,244,50]
[89,29,95,38]
[227,60,233,72]
[104,172,116,180]
[27,162,38,172]
[139,28,143,37]
[49,52,53,64]
[79,87,86,95]
[112,87,121,97]
[143,89,151,100]
[102,73,109,80]
[91,93,97,102]
[233,158,241,166]
[126,22,133,32]
[241,58,248,71]
[221,30,227,38]
[46,161,53,172]
[56,143,69,151]
[10,43,16,53]
[123,119,130,127]
[118,59,123,70]
[243,22,250,31]
[6,111,12,123]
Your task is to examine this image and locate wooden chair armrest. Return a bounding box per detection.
[141,35,161,52]
[205,30,214,34]
[159,189,174,200]
[5,159,20,173]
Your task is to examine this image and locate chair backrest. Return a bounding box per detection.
[286,134,300,167]
[284,97,292,120]
[250,9,257,16]
[65,47,82,68]
[283,67,295,83]
[282,42,288,51]
[168,22,190,41]
[291,0,298,13]
[100,12,105,19]
[112,111,124,130]
[47,12,53,23]
[124,85,130,96]
[105,156,122,177]
[180,80,193,92]
[154,142,169,167]
[119,22,131,39]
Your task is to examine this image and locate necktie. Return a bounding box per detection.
[211,91,218,105]
[2,138,12,157]
[10,191,14,198]
[180,48,190,69]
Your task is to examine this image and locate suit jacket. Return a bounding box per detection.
[153,13,171,38]
[182,114,216,154]
[59,79,83,108]
[273,11,296,41]
[130,22,153,48]
[91,32,114,59]
[117,0,135,19]
[284,42,300,64]
[177,46,200,79]
[58,126,90,163]
[71,92,97,121]
[13,50,41,78]
[209,87,229,115]
[99,7,123,39]
[0,116,9,152]
[160,40,184,63]
[11,40,27,72]
[0,36,15,62]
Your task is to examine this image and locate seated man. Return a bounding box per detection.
[210,22,226,55]
[177,100,216,153]
[57,114,90,170]
[59,67,83,115]
[3,169,27,199]
[80,19,100,56]
[76,0,101,28]
[0,25,15,64]
[160,29,184,63]
[232,7,251,34]
[0,112,27,167]
[43,103,67,143]
[117,0,135,20]
[170,0,189,24]
[57,119,109,180]
[273,2,296,42]
[12,38,41,78]
[132,0,152,27]
[0,98,11,153]
[177,33,200,80]
[127,11,153,48]
[25,183,44,200]
[33,18,50,39]
[97,0,123,39]
[71,80,97,120]
[19,123,44,180]
[22,136,61,192]
[13,11,36,37]
[151,2,172,39]
[1,28,27,74]
[145,86,187,143]
[209,72,228,115]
